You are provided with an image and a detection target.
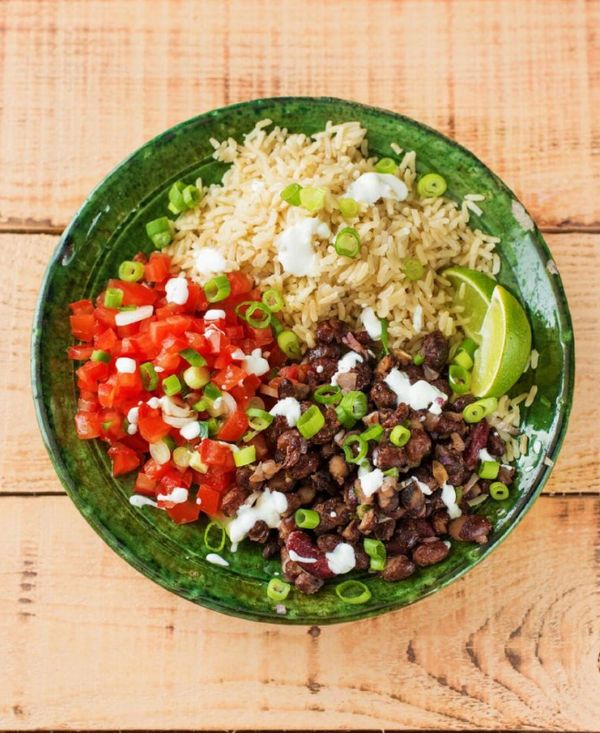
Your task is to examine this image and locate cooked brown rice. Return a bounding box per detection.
[166,119,500,349]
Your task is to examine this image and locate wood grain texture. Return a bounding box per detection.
[3,231,596,495]
[0,0,599,230]
[0,495,598,730]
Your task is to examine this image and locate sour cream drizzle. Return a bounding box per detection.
[384,368,447,415]
[346,172,408,204]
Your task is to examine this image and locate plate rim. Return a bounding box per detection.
[31,96,575,624]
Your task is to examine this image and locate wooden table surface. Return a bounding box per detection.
[1,0,599,730]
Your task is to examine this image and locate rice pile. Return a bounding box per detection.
[166,119,501,349]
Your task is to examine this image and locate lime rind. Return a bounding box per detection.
[443,266,496,341]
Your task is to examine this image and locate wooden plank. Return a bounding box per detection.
[0,0,598,230]
[2,232,596,495]
[0,495,598,730]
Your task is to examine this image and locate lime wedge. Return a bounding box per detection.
[470,284,532,398]
[443,266,496,341]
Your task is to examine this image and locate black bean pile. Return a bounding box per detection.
[220,319,515,594]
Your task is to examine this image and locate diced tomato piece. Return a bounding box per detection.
[137,405,171,443]
[142,457,170,481]
[97,375,118,408]
[70,314,95,341]
[186,282,208,312]
[201,470,234,493]
[134,472,157,497]
[160,467,193,491]
[144,252,171,283]
[224,325,245,340]
[116,370,143,399]
[154,349,181,373]
[278,365,299,381]
[94,304,118,328]
[69,299,94,315]
[198,439,236,470]
[268,344,287,367]
[212,364,247,391]
[107,279,157,306]
[99,409,127,440]
[76,360,110,391]
[78,390,99,412]
[216,409,248,442]
[226,271,253,297]
[196,485,222,516]
[247,326,273,347]
[121,432,150,454]
[67,344,94,360]
[205,327,229,354]
[127,331,158,360]
[166,500,202,524]
[74,411,102,439]
[185,331,210,353]
[107,442,141,477]
[94,327,118,351]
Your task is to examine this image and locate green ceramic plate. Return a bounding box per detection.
[32,97,574,624]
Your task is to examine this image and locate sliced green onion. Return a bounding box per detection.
[168,181,201,215]
[417,173,447,198]
[383,467,399,478]
[189,451,208,473]
[204,521,226,552]
[267,577,291,602]
[204,382,222,401]
[478,460,500,480]
[342,434,368,464]
[361,424,384,443]
[262,289,284,313]
[193,398,208,413]
[162,374,182,397]
[91,349,111,363]
[183,365,210,390]
[299,186,326,212]
[402,257,425,281]
[236,301,271,329]
[336,404,357,429]
[234,445,257,467]
[390,425,411,447]
[413,353,424,366]
[104,287,123,309]
[363,538,386,571]
[374,157,398,175]
[313,384,342,405]
[145,217,173,249]
[242,429,258,443]
[453,349,474,371]
[173,446,192,468]
[467,493,489,508]
[140,362,158,391]
[180,348,206,367]
[182,184,201,208]
[490,481,510,501]
[280,183,302,206]
[277,330,302,360]
[463,397,498,423]
[334,227,361,258]
[207,417,219,436]
[297,405,325,439]
[449,364,471,395]
[270,316,284,336]
[459,338,478,359]
[204,275,231,303]
[195,421,210,439]
[294,508,320,529]
[339,390,368,420]
[380,318,389,355]
[335,579,372,605]
[338,197,359,219]
[246,407,274,431]
[118,260,144,282]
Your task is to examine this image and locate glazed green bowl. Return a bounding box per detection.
[32,97,574,624]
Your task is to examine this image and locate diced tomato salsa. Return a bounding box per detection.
[68,255,282,522]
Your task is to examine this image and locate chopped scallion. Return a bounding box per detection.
[234,445,256,467]
[162,374,182,396]
[204,521,226,552]
[338,197,359,219]
[145,217,173,249]
[478,460,500,480]
[104,287,123,309]
[262,288,284,313]
[140,362,158,391]
[335,579,372,605]
[299,186,326,212]
[334,227,361,258]
[297,405,325,439]
[267,577,291,602]
[277,330,302,359]
[204,275,231,303]
[363,538,386,571]
[374,157,398,175]
[449,364,471,395]
[294,508,320,530]
[179,348,207,367]
[91,349,111,363]
[417,173,447,198]
[280,183,302,206]
[402,257,425,281]
[118,260,144,282]
[342,434,368,464]
[390,425,411,447]
[313,384,342,405]
[490,481,509,501]
[246,407,274,431]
